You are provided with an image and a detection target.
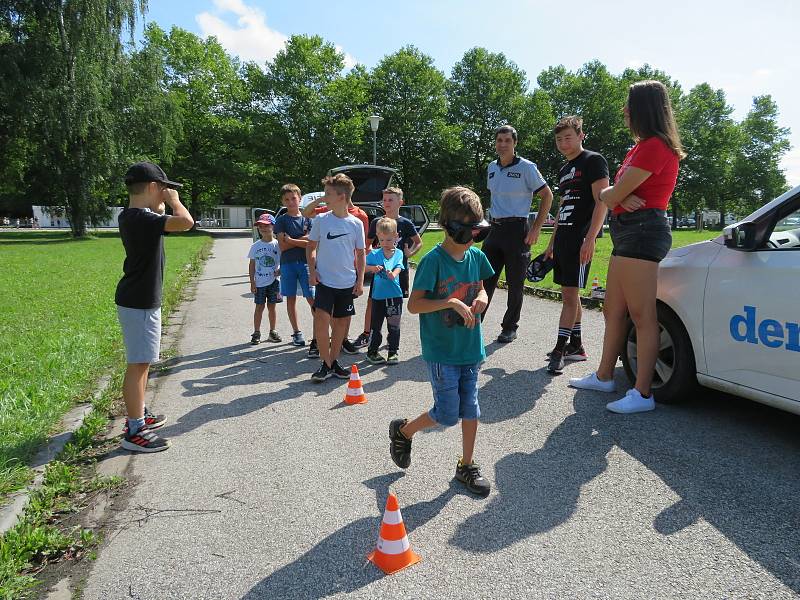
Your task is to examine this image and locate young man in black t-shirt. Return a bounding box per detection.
[545,117,609,374]
[116,162,194,452]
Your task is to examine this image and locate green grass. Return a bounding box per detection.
[0,230,212,500]
[418,228,720,293]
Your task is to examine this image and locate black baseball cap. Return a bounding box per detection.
[526,252,554,283]
[124,161,183,189]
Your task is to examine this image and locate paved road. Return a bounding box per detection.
[80,236,800,599]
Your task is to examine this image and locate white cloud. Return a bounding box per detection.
[781,147,800,188]
[196,0,357,69]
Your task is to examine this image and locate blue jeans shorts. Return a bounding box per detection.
[610,209,672,263]
[254,280,282,305]
[279,261,315,299]
[117,305,161,364]
[427,362,480,427]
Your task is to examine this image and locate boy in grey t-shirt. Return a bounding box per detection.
[307,174,366,382]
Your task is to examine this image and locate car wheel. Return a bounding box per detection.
[622,304,698,404]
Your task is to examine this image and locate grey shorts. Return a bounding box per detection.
[610,209,672,263]
[117,305,161,364]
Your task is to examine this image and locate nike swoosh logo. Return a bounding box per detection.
[326,232,348,239]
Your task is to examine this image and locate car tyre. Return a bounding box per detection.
[622,303,698,404]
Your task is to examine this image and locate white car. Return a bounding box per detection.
[622,186,800,414]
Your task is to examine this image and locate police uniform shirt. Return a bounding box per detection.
[487,156,547,219]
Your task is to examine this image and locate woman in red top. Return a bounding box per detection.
[570,80,685,414]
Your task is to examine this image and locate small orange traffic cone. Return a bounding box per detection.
[344,364,367,404]
[591,275,601,291]
[367,491,421,575]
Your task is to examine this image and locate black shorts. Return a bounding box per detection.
[313,283,356,318]
[610,209,671,263]
[553,235,591,288]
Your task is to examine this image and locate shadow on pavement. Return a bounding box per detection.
[479,366,551,424]
[450,379,800,592]
[241,473,465,600]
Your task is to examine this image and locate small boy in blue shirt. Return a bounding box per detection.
[388,186,494,497]
[365,217,405,365]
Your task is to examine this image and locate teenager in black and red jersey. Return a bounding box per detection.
[544,116,609,374]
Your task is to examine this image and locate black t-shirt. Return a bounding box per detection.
[554,150,609,242]
[115,208,169,309]
[367,215,417,264]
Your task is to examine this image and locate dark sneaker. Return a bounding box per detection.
[353,332,371,348]
[250,331,261,345]
[455,460,491,497]
[267,330,282,343]
[546,343,588,362]
[547,350,565,374]
[143,407,166,430]
[367,350,386,364]
[331,360,350,379]
[311,362,332,382]
[564,343,588,362]
[341,339,358,354]
[307,339,320,358]
[389,419,412,469]
[386,352,399,365]
[291,331,306,346]
[121,428,170,453]
[497,329,517,343]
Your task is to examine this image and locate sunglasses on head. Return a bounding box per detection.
[442,219,491,244]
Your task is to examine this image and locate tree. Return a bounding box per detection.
[675,84,739,228]
[447,47,528,197]
[369,46,457,205]
[731,95,790,214]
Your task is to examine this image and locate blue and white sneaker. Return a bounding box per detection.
[291,331,306,346]
[606,389,655,414]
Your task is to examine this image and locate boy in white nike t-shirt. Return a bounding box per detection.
[306,174,366,382]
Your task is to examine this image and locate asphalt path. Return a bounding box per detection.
[81,235,800,599]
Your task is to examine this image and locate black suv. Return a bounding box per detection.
[252,164,430,240]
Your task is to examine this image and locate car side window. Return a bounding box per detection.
[766,205,800,250]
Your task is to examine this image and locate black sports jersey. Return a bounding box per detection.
[554,150,609,241]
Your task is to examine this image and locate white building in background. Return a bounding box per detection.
[32,206,123,228]
[198,205,252,228]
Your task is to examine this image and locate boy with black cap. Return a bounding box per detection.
[544,117,609,374]
[116,161,194,452]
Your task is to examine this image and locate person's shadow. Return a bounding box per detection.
[241,472,464,599]
[478,366,552,424]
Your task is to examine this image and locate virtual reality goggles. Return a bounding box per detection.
[442,219,492,244]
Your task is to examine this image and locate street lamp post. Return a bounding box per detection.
[368,115,382,165]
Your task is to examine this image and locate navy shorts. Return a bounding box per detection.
[610,209,672,263]
[254,280,282,305]
[427,362,480,427]
[314,283,355,318]
[552,234,591,288]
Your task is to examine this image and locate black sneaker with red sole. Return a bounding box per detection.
[121,428,170,453]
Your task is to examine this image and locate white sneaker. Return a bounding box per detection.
[568,372,616,393]
[606,388,655,414]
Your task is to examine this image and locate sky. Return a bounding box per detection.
[138,0,800,187]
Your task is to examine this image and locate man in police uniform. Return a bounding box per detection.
[484,124,553,343]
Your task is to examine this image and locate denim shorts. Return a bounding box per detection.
[610,209,672,263]
[427,362,480,427]
[254,280,282,305]
[279,261,315,299]
[117,305,161,364]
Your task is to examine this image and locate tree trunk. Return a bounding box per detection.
[718,197,727,229]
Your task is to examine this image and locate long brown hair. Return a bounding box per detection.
[627,80,686,159]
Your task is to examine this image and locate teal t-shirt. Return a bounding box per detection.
[412,244,495,365]
[367,247,404,300]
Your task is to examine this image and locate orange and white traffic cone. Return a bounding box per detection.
[591,275,601,292]
[344,364,367,405]
[367,491,421,575]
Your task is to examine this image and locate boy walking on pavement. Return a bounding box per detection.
[388,186,494,497]
[307,174,366,381]
[545,116,609,374]
[273,183,318,357]
[353,187,422,348]
[365,217,405,365]
[248,213,282,345]
[116,162,193,452]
